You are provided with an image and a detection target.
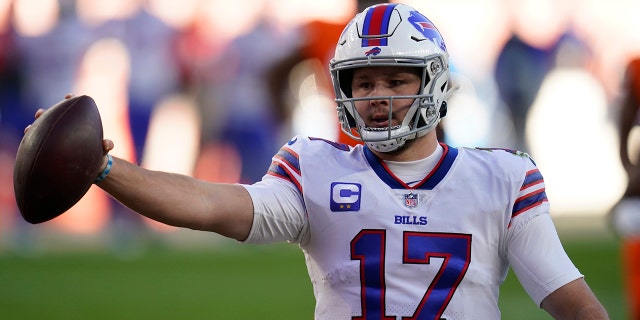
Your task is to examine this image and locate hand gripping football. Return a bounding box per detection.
[13,95,104,224]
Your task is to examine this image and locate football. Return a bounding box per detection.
[13,95,104,224]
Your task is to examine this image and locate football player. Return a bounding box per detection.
[33,3,609,319]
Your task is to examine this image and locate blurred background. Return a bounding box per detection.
[0,0,637,318]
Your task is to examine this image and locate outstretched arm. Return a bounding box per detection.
[95,141,254,240]
[27,105,254,241]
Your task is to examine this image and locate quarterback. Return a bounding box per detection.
[30,3,608,319]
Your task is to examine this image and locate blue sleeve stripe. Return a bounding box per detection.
[512,189,548,218]
[267,162,302,194]
[521,169,543,190]
[275,147,300,175]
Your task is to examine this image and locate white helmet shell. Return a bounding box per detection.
[330,3,455,152]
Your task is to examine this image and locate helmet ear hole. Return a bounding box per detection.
[439,101,448,118]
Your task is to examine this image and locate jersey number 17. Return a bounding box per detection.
[351,230,472,320]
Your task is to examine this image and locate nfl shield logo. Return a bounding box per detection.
[404,193,419,208]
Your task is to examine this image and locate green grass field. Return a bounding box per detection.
[0,222,627,319]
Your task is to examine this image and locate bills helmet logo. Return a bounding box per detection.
[365,47,382,56]
[408,11,447,52]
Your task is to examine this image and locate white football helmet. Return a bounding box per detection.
[330,3,455,152]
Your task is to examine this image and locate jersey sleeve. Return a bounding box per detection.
[495,150,582,306]
[509,155,549,228]
[240,136,309,245]
[241,177,308,244]
[506,213,583,306]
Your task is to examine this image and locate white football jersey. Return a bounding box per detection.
[243,136,582,320]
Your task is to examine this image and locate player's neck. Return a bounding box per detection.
[383,143,444,186]
[373,131,440,162]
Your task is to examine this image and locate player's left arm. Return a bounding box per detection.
[540,278,609,319]
[505,154,608,319]
[473,147,608,319]
[507,214,609,320]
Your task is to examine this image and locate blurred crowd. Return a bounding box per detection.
[0,0,639,247]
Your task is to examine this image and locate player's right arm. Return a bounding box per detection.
[26,101,255,241]
[95,139,254,241]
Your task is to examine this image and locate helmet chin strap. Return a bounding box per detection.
[361,125,411,152]
[358,98,438,153]
[362,124,436,153]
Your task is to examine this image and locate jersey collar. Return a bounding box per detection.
[364,143,458,190]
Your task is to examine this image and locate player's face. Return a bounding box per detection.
[351,66,421,129]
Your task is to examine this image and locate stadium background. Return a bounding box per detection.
[0,0,637,318]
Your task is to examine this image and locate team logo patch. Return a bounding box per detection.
[330,182,361,212]
[404,193,419,208]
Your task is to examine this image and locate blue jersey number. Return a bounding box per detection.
[351,230,472,320]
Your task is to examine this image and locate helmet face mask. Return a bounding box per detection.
[330,3,455,152]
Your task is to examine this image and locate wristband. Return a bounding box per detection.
[94,154,113,183]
